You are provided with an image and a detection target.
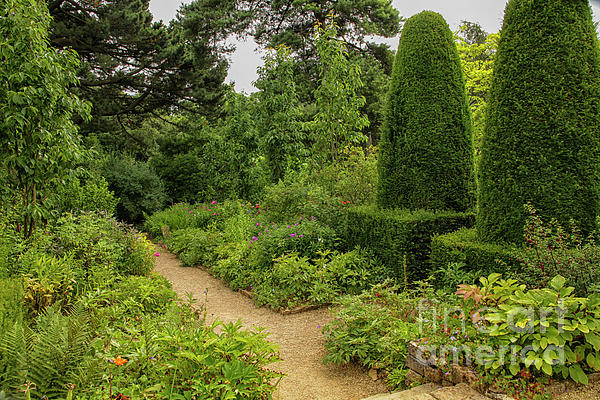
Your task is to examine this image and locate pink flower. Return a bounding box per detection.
[211,200,216,205]
[154,252,160,257]
[213,212,217,216]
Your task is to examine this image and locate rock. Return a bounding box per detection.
[369,368,379,381]
[430,383,488,400]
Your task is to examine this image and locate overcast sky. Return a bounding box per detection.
[150,0,600,93]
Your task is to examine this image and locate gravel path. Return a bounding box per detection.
[154,249,389,400]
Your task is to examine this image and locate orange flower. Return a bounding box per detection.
[110,356,128,366]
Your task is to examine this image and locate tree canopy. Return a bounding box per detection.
[47,0,234,134]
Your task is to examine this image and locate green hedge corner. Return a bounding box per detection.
[431,228,519,275]
[346,206,475,282]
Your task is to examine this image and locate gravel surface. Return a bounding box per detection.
[154,248,389,400]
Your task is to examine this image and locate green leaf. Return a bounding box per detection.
[550,276,566,291]
[509,363,520,376]
[585,333,600,350]
[569,364,588,384]
[542,362,553,376]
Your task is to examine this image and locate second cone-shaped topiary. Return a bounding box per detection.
[477,0,600,244]
[377,11,473,212]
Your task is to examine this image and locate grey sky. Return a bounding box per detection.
[149,0,600,93]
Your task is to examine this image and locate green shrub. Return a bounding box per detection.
[261,177,344,228]
[144,200,244,239]
[55,176,118,215]
[377,11,473,211]
[322,283,419,384]
[430,227,517,276]
[102,155,169,224]
[346,206,474,282]
[454,274,600,385]
[513,205,600,297]
[212,241,253,290]
[252,249,387,310]
[165,227,223,267]
[52,212,154,282]
[477,0,600,243]
[311,146,378,206]
[247,218,340,275]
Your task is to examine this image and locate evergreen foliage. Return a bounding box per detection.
[377,11,473,211]
[346,206,475,282]
[477,0,600,243]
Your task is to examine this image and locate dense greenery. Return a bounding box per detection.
[346,206,475,282]
[377,11,473,211]
[4,0,600,396]
[477,0,600,243]
[0,0,90,237]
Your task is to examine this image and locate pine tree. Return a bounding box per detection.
[477,0,600,243]
[377,11,473,211]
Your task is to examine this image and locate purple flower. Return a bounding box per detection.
[287,225,291,229]
[291,233,296,237]
[256,222,260,226]
[252,236,257,241]
[299,234,304,238]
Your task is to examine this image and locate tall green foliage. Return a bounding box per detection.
[0,0,90,237]
[310,14,369,164]
[377,11,473,211]
[255,45,304,183]
[477,0,600,243]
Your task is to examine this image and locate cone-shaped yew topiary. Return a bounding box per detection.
[477,0,600,244]
[377,11,473,211]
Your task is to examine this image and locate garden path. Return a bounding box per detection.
[153,248,389,400]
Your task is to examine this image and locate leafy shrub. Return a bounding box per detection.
[261,177,343,228]
[52,212,154,282]
[429,262,482,294]
[311,146,378,206]
[322,283,419,387]
[55,176,118,215]
[247,218,340,274]
[430,227,517,277]
[513,205,600,296]
[347,206,474,282]
[253,249,387,310]
[0,278,24,384]
[102,154,169,224]
[212,242,253,290]
[377,11,473,211]
[144,200,241,239]
[455,274,600,385]
[165,227,223,267]
[0,211,24,278]
[477,0,600,243]
[119,230,155,276]
[20,254,80,315]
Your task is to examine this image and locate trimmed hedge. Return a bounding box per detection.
[346,206,474,282]
[477,0,600,243]
[430,228,518,275]
[377,11,473,211]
